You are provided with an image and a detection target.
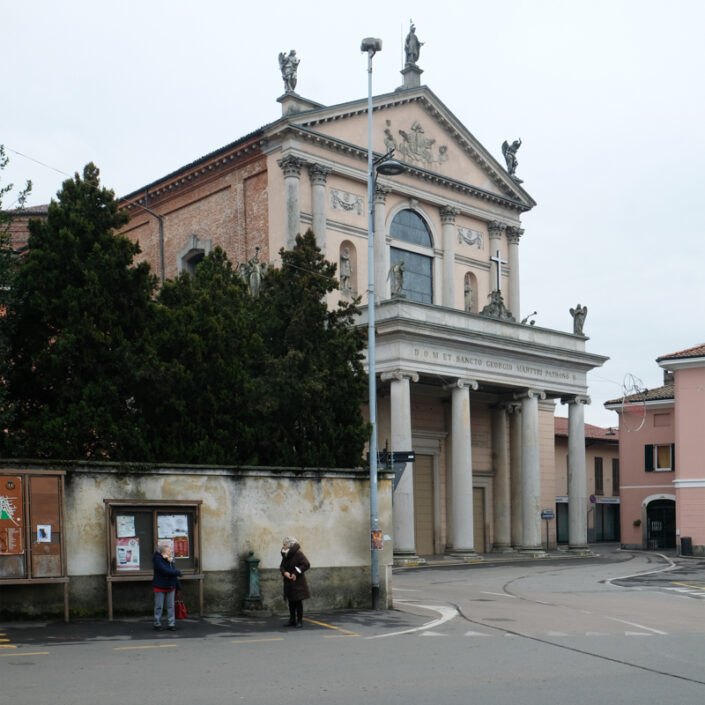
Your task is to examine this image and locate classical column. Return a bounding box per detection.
[445,378,479,556]
[491,405,512,552]
[562,395,592,553]
[506,226,523,321]
[440,206,459,308]
[308,163,331,255]
[487,221,506,293]
[278,155,305,250]
[515,388,546,553]
[508,403,522,548]
[381,369,419,558]
[374,185,391,300]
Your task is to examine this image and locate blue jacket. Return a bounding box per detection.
[152,551,182,590]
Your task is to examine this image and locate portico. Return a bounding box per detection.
[363,299,606,562]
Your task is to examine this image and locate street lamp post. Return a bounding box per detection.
[361,37,404,609]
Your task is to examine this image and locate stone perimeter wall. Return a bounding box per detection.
[0,462,394,619]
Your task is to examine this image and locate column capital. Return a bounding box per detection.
[440,205,460,224]
[506,226,524,244]
[374,183,392,204]
[497,401,521,413]
[308,163,332,185]
[444,378,479,391]
[278,155,306,178]
[381,369,420,384]
[487,221,506,239]
[514,388,546,402]
[561,394,591,406]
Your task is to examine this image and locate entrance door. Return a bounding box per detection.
[413,455,434,556]
[556,503,569,543]
[473,487,485,553]
[646,499,676,548]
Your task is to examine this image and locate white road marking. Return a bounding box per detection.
[481,591,517,599]
[367,604,457,639]
[606,553,677,586]
[420,631,446,637]
[625,631,653,636]
[605,616,667,634]
[465,630,491,637]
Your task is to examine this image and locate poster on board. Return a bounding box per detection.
[157,514,188,539]
[116,537,140,571]
[0,476,24,555]
[116,515,136,538]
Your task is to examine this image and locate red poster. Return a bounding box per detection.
[173,535,189,559]
[0,476,24,555]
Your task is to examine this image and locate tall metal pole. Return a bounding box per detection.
[366,43,380,610]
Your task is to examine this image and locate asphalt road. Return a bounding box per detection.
[2,546,703,705]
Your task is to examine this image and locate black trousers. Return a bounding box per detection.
[288,599,303,623]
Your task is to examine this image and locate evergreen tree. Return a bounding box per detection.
[0,145,32,435]
[144,247,262,464]
[253,230,369,467]
[4,163,157,459]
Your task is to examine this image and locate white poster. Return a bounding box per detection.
[37,524,52,542]
[116,515,136,538]
[157,514,188,539]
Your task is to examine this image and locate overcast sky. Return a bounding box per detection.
[4,0,704,428]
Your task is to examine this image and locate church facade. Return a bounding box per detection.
[118,32,607,561]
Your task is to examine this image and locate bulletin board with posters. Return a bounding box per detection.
[104,499,203,619]
[0,470,69,621]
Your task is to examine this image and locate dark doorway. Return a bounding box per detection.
[646,499,676,549]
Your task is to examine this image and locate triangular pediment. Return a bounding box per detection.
[276,85,534,211]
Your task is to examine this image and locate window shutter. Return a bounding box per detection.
[644,444,654,472]
[671,443,675,472]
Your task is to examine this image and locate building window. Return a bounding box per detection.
[177,234,212,275]
[594,457,603,496]
[644,444,675,472]
[612,458,620,496]
[389,209,433,304]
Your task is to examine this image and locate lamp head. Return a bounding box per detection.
[361,37,383,54]
[376,159,405,176]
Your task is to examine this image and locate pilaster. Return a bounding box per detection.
[440,206,459,309]
[374,185,391,300]
[308,163,331,254]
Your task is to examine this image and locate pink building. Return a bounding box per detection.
[605,343,705,555]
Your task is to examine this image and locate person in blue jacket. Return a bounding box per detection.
[153,541,182,630]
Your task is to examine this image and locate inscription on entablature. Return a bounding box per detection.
[330,188,363,215]
[412,346,577,383]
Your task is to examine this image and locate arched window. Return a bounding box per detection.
[389,209,433,304]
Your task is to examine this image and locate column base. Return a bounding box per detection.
[568,546,595,556]
[491,544,515,554]
[393,553,426,567]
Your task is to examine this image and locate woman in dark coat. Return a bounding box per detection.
[280,536,310,628]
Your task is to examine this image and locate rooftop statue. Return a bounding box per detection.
[278,50,300,93]
[569,304,588,335]
[501,138,523,183]
[404,21,423,65]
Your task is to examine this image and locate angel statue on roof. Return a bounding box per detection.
[278,50,300,93]
[502,138,522,182]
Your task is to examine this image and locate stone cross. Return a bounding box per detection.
[490,249,508,291]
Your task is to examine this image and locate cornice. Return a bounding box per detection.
[275,124,531,213]
[121,137,268,212]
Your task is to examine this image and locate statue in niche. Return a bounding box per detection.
[389,260,405,298]
[239,248,267,297]
[404,21,423,65]
[464,279,474,313]
[569,304,588,335]
[278,50,300,93]
[339,247,353,296]
[501,138,523,183]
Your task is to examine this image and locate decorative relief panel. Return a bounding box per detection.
[330,188,363,215]
[384,119,448,166]
[458,227,483,249]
